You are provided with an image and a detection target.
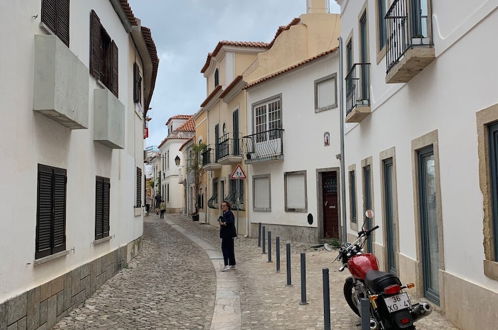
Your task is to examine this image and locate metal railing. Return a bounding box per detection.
[242,128,284,162]
[207,194,218,209]
[217,133,241,160]
[345,63,371,116]
[201,147,215,166]
[385,0,432,73]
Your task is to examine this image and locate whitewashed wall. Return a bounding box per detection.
[0,0,145,303]
[246,54,341,228]
[159,140,186,211]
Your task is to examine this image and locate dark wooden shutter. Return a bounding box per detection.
[95,178,103,239]
[56,0,70,46]
[133,63,140,103]
[41,0,57,37]
[103,180,110,237]
[52,168,66,253]
[110,41,119,97]
[36,165,54,259]
[136,168,142,207]
[89,10,102,80]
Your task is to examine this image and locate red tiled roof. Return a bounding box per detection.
[245,47,339,89]
[176,117,195,132]
[166,115,192,126]
[200,85,223,107]
[201,41,270,73]
[141,26,159,114]
[179,137,195,151]
[219,76,246,98]
[268,18,301,48]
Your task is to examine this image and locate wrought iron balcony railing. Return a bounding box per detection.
[385,0,432,73]
[201,147,215,166]
[217,133,241,160]
[345,63,371,116]
[243,128,284,162]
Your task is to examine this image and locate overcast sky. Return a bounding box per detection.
[128,0,340,147]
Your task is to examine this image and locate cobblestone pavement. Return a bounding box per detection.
[167,215,458,330]
[53,216,216,329]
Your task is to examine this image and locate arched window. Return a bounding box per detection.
[214,69,219,87]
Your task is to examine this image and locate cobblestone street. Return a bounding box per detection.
[54,214,458,329]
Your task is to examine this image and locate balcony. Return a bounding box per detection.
[33,35,89,129]
[201,147,221,171]
[217,133,243,165]
[345,63,371,123]
[243,129,284,164]
[94,89,125,149]
[385,0,435,83]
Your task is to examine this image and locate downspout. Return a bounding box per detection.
[338,37,348,244]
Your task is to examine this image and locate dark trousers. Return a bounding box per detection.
[221,238,236,266]
[160,210,165,219]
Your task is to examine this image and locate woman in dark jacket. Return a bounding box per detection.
[219,201,237,271]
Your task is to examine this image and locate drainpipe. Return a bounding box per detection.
[338,36,348,244]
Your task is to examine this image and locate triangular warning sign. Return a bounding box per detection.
[230,165,247,179]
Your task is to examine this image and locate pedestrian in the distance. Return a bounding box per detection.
[219,201,237,271]
[145,194,152,215]
[155,193,161,215]
[160,199,166,219]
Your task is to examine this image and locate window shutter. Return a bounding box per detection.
[133,63,140,103]
[36,165,53,259]
[136,168,142,207]
[95,178,103,239]
[110,41,119,97]
[52,168,66,254]
[41,0,57,37]
[89,10,102,80]
[56,0,70,46]
[103,180,110,237]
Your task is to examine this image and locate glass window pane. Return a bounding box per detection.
[286,173,306,210]
[317,78,336,109]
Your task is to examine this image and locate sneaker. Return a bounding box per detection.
[229,265,236,270]
[221,266,231,272]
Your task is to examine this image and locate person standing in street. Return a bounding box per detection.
[219,201,237,271]
[155,193,162,215]
[160,199,166,219]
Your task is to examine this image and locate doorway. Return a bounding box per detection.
[321,171,339,239]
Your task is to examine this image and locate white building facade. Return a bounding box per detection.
[158,116,195,213]
[337,0,498,328]
[245,52,342,243]
[0,0,158,328]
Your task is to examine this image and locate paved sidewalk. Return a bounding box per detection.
[168,214,458,330]
[53,216,216,329]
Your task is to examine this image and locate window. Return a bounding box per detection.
[136,167,142,207]
[284,171,307,212]
[214,69,219,87]
[377,0,387,51]
[166,151,170,170]
[229,179,244,205]
[253,175,271,212]
[488,122,498,261]
[36,164,67,259]
[349,170,357,223]
[41,0,70,46]
[346,39,353,72]
[89,10,119,97]
[254,96,282,142]
[133,63,142,104]
[95,177,110,240]
[314,74,338,112]
[208,179,218,209]
[167,184,170,202]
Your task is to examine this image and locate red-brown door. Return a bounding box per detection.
[322,171,339,238]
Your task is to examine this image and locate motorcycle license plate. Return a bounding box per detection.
[384,293,410,313]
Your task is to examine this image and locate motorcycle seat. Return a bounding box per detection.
[365,270,401,294]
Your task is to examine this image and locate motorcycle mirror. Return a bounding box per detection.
[323,243,334,252]
[365,209,375,219]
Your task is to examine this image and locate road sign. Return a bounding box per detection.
[230,165,246,180]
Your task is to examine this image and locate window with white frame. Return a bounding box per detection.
[285,171,307,212]
[253,175,271,212]
[254,96,282,142]
[315,74,337,112]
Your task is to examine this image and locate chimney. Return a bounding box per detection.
[306,0,330,13]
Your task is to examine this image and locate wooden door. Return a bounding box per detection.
[322,171,339,239]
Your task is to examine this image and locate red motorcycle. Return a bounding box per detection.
[325,211,432,329]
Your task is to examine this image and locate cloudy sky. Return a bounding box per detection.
[128,0,340,147]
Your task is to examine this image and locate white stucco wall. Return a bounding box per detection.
[0,0,145,303]
[246,54,341,229]
[338,0,498,292]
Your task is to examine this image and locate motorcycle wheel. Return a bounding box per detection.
[343,277,360,316]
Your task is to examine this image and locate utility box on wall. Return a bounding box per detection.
[33,35,89,129]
